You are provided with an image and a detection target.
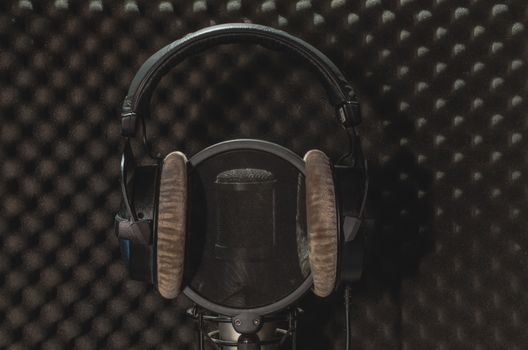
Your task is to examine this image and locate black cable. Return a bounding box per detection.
[198,311,205,350]
[344,285,352,350]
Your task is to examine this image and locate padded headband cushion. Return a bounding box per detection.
[122,23,353,115]
[304,150,338,298]
[156,151,188,299]
[120,24,361,137]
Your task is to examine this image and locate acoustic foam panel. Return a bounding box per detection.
[0,0,526,349]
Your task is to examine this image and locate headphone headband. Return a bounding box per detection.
[121,23,361,137]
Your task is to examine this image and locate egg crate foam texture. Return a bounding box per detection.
[0,0,527,349]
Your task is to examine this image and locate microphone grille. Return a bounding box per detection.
[216,168,275,184]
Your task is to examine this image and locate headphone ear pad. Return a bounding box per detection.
[304,150,338,298]
[156,151,188,299]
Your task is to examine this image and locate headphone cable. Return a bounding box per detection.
[344,285,352,350]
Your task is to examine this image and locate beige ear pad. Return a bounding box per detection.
[156,151,188,299]
[304,150,338,298]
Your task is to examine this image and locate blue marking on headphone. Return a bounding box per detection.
[119,239,131,265]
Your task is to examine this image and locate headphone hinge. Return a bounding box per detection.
[337,100,361,128]
[116,217,153,245]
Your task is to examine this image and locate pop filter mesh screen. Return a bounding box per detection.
[187,149,309,309]
[214,168,276,262]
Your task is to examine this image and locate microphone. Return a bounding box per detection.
[213,168,280,349]
[214,168,277,261]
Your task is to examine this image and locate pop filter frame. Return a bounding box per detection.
[183,139,313,316]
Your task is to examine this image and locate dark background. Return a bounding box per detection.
[0,0,527,349]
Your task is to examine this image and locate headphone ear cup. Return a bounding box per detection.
[304,150,338,298]
[156,151,188,299]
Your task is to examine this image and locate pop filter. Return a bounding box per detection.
[185,139,311,315]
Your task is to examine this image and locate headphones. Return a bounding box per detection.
[115,23,368,302]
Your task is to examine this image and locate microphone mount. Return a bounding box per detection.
[187,305,302,350]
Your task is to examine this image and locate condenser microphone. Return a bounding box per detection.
[214,168,277,261]
[213,168,280,349]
